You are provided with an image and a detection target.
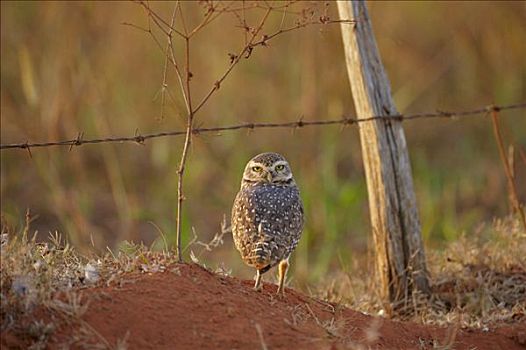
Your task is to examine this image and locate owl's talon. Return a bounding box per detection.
[276,259,288,297]
[253,270,263,291]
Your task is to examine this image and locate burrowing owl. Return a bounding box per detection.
[231,152,304,295]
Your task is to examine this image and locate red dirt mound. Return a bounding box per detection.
[6,263,526,349]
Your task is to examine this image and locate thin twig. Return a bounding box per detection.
[177,1,188,36]
[168,4,191,115]
[141,8,168,60]
[490,108,526,231]
[139,1,186,39]
[223,1,300,14]
[251,18,355,48]
[278,2,288,31]
[242,1,248,45]
[187,2,234,39]
[191,15,353,116]
[121,21,150,33]
[123,12,177,75]
[193,7,273,115]
[158,4,179,120]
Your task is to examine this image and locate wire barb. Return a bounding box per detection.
[69,132,84,151]
[134,129,145,145]
[23,141,32,158]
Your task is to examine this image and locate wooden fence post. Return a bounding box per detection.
[337,1,430,308]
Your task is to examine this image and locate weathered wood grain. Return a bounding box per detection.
[337,0,430,307]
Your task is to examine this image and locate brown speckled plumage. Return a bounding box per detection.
[231,152,304,294]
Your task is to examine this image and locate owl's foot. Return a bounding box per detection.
[276,259,289,297]
[253,270,263,291]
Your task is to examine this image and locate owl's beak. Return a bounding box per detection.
[267,171,275,183]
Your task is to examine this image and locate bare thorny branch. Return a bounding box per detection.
[134,1,355,262]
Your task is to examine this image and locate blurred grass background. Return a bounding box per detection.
[1,1,525,286]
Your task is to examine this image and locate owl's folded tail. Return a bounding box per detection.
[252,240,269,259]
[250,240,275,273]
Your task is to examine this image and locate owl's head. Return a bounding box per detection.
[241,152,295,186]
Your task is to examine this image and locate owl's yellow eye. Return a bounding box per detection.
[275,164,285,171]
[252,166,263,172]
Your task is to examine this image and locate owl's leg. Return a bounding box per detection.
[254,269,263,291]
[277,258,289,295]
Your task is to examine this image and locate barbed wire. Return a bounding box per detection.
[1,102,524,152]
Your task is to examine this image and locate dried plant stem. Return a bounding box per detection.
[139,1,186,39]
[175,36,194,262]
[159,5,179,120]
[173,7,273,261]
[169,3,191,115]
[490,109,526,231]
[175,122,192,262]
[187,3,226,38]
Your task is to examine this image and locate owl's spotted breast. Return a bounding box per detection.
[232,184,303,270]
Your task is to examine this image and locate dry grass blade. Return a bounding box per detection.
[490,109,526,231]
[254,323,268,350]
[316,217,526,329]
